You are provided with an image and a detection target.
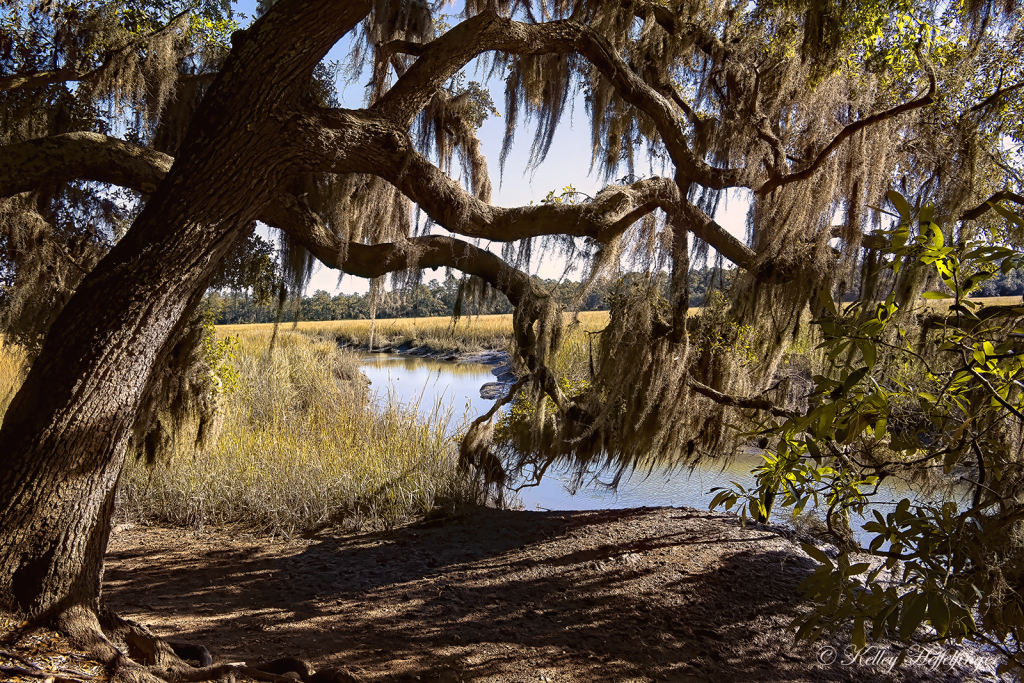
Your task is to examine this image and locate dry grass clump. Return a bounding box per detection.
[115,328,480,535]
[110,327,483,536]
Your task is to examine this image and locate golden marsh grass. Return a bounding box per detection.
[114,327,482,535]
[221,310,614,354]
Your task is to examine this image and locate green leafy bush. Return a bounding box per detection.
[712,192,1024,674]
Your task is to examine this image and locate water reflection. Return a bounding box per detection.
[358,352,497,421]
[358,352,952,544]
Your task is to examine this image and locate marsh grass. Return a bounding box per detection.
[114,327,484,536]
[222,311,613,356]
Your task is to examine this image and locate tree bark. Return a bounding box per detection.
[0,0,372,632]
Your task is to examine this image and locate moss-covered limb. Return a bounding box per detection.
[262,192,571,385]
[325,10,742,189]
[261,194,549,313]
[685,374,798,419]
[0,133,173,198]
[0,131,748,295]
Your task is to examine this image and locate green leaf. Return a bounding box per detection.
[801,543,834,568]
[844,366,870,392]
[795,612,822,642]
[856,339,876,369]
[846,562,871,576]
[817,288,838,316]
[805,438,822,461]
[928,591,950,637]
[853,616,867,651]
[895,498,911,522]
[900,592,928,640]
[888,190,912,222]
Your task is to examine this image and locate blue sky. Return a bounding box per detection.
[231,1,749,294]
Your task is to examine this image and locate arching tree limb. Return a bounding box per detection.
[970,79,1024,112]
[260,193,544,310]
[686,375,798,419]
[0,128,765,279]
[366,12,744,189]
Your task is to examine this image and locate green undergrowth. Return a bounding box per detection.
[112,327,485,536]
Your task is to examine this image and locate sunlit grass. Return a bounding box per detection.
[114,327,483,535]
[221,311,614,355]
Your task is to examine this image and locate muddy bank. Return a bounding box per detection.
[96,506,997,683]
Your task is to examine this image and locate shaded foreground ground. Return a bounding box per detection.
[2,507,1004,682]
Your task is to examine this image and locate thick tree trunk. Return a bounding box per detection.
[0,0,371,633]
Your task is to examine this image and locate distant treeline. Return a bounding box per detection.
[208,267,737,325]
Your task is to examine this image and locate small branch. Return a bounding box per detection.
[685,374,799,418]
[758,57,936,196]
[970,79,1024,112]
[969,441,988,509]
[0,665,95,682]
[378,39,429,58]
[478,377,530,424]
[959,190,1024,222]
[0,649,44,670]
[0,67,95,93]
[680,201,758,271]
[668,84,698,123]
[605,201,660,236]
[967,367,1024,422]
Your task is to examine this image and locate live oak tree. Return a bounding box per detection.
[1,0,1023,680]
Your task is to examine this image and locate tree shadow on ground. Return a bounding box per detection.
[103,506,997,682]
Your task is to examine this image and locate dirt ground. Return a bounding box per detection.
[52,506,997,683]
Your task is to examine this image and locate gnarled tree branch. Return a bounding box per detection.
[364,11,744,189]
[260,192,543,310]
[960,190,1024,222]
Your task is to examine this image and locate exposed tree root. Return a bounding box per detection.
[10,604,360,683]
